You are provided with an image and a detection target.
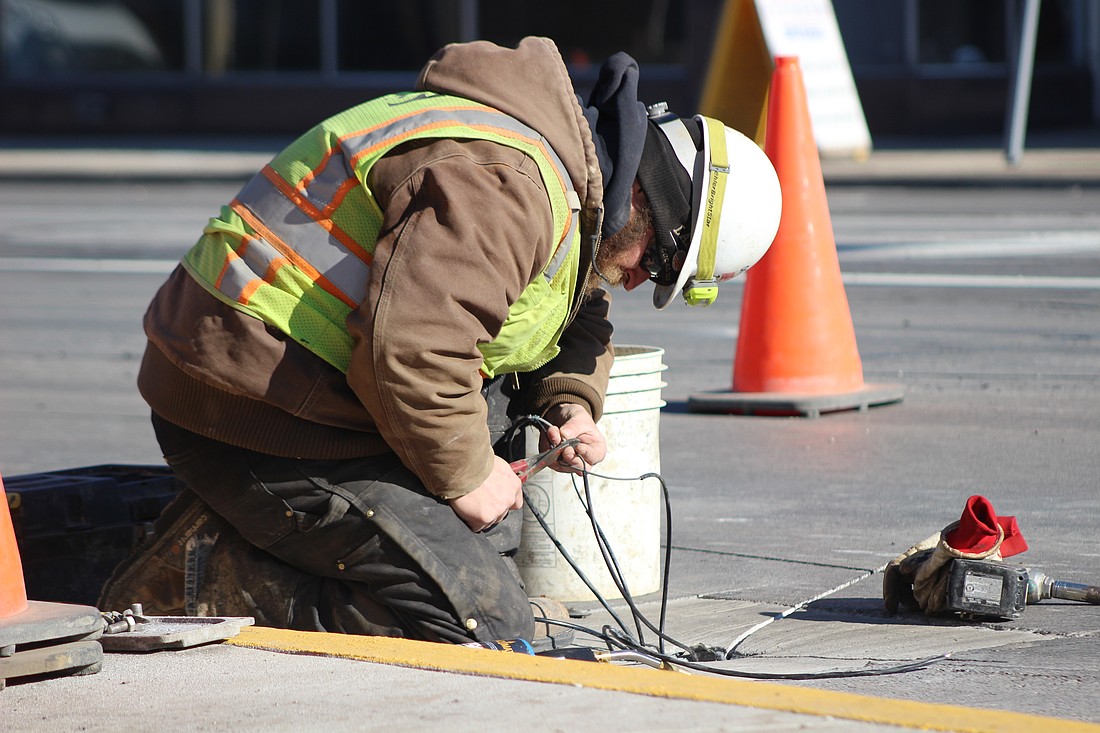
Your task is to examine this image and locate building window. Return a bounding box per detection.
[1,0,184,76]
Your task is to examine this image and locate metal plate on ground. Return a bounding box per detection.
[99,616,254,652]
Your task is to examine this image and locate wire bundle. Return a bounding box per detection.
[509,416,946,679]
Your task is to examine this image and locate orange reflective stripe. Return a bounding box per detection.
[229,201,357,309]
[184,92,583,376]
[294,148,361,219]
[296,147,332,191]
[326,177,362,218]
[260,167,372,267]
[341,112,575,250]
[238,270,266,304]
[213,243,242,292]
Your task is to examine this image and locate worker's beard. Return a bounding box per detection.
[583,199,654,299]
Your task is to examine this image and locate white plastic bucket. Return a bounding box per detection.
[516,345,665,602]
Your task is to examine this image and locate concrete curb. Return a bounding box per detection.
[228,626,1100,733]
[820,148,1100,188]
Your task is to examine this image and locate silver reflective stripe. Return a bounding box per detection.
[233,103,580,306]
[545,190,582,279]
[337,106,581,282]
[340,107,573,203]
[237,173,369,304]
[216,234,285,302]
[302,152,355,208]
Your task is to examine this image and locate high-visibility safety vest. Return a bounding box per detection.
[181,92,583,379]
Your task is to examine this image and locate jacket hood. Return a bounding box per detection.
[415,37,603,228]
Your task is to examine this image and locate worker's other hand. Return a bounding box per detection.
[448,457,524,533]
[541,403,607,472]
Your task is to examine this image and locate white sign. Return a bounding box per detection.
[756,0,872,157]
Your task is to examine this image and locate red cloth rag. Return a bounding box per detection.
[943,495,1028,558]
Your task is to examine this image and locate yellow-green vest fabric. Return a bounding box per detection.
[181,92,582,378]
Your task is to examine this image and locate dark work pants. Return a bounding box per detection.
[151,412,534,645]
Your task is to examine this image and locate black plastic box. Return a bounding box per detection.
[5,465,182,607]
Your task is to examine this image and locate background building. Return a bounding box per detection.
[1,0,1097,144]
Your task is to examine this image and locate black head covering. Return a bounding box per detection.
[635,116,699,286]
[580,52,648,238]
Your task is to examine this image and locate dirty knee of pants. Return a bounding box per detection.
[152,414,532,644]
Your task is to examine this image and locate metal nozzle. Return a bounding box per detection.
[1026,569,1100,605]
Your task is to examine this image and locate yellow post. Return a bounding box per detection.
[698,0,774,147]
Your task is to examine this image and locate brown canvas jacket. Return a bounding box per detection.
[139,37,615,499]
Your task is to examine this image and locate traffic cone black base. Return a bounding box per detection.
[689,383,904,418]
[1,475,104,687]
[0,601,104,688]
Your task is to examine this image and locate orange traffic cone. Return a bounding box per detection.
[0,472,103,686]
[690,56,904,417]
[0,475,29,619]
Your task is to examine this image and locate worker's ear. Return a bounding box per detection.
[630,179,647,210]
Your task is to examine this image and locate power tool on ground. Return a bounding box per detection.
[945,559,1100,619]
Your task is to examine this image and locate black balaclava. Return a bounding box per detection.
[580,52,648,239]
[635,116,699,286]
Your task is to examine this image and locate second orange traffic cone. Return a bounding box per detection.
[0,474,29,619]
[1,471,105,685]
[690,56,903,417]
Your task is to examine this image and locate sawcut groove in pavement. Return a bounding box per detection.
[228,626,1100,733]
[670,544,878,572]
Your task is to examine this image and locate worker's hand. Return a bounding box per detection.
[542,403,607,473]
[448,456,524,533]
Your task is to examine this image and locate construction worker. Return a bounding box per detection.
[99,37,781,648]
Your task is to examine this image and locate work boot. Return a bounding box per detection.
[97,488,226,616]
[192,526,327,630]
[528,596,574,651]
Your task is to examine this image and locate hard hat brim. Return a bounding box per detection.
[652,115,711,310]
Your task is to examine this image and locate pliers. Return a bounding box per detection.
[509,437,581,483]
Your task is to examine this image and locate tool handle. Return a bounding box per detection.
[509,459,531,483]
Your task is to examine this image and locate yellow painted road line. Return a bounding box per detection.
[228,627,1100,733]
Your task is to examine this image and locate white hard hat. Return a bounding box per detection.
[640,104,782,310]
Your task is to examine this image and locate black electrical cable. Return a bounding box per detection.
[529,616,949,680]
[522,496,635,636]
[572,471,646,645]
[513,422,944,679]
[570,468,696,658]
[510,414,642,640]
[570,466,695,658]
[602,626,950,680]
[531,615,620,649]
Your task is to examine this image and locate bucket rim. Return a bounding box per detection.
[612,345,665,359]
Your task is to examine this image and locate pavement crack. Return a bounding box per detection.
[670,544,878,573]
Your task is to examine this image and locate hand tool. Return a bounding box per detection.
[510,437,580,483]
